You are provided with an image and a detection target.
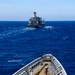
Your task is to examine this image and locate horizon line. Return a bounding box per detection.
[0,20,75,21]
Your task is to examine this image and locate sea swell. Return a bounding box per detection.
[0,21,75,75]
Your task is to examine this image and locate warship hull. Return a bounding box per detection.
[28,12,45,28]
[28,24,44,28]
[13,54,67,75]
[28,25,40,28]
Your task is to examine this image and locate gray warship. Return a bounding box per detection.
[28,12,45,28]
[13,54,67,75]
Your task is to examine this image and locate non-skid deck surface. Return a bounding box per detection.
[33,61,54,75]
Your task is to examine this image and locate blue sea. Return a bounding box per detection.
[0,21,75,75]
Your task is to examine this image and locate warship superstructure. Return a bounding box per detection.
[13,54,67,75]
[28,12,44,28]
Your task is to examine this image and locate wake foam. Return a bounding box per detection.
[0,27,35,38]
[24,27,35,31]
[8,59,22,63]
[45,26,54,29]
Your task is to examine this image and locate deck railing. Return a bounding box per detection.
[13,54,51,75]
[13,54,67,75]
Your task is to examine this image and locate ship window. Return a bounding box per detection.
[31,62,40,70]
[37,62,39,65]
[33,65,35,68]
[32,66,33,69]
[57,71,62,75]
[36,63,38,66]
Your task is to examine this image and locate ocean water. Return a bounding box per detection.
[0,21,75,75]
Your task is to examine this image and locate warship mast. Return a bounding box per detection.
[33,12,37,18]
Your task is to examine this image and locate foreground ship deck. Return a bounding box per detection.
[13,54,67,75]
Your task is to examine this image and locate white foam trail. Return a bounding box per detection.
[24,27,35,30]
[8,59,22,63]
[0,27,36,38]
[45,26,54,29]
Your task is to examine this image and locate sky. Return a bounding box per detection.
[0,0,75,21]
